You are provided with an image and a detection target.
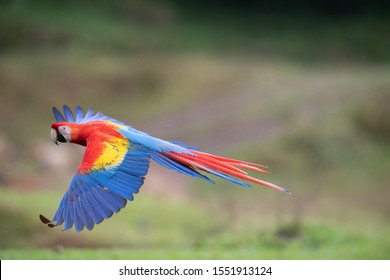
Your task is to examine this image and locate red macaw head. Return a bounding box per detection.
[51,122,77,145]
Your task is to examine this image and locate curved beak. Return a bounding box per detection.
[51,128,67,145]
[51,128,58,145]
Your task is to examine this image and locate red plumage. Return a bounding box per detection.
[165,150,290,193]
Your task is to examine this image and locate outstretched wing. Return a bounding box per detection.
[49,135,151,232]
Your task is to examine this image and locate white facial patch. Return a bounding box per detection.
[58,126,72,142]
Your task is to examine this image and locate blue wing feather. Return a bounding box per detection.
[64,205,73,231]
[52,107,66,122]
[51,145,150,231]
[119,128,191,154]
[77,195,95,230]
[92,187,117,213]
[75,200,91,231]
[80,195,99,226]
[103,180,136,200]
[63,105,75,122]
[84,108,95,119]
[85,191,107,222]
[75,106,84,122]
[72,203,84,232]
[203,168,252,188]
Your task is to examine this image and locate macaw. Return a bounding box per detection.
[40,105,290,232]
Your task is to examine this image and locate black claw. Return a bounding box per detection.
[39,214,51,224]
[39,214,56,229]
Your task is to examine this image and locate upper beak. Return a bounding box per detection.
[51,128,58,145]
[51,128,67,145]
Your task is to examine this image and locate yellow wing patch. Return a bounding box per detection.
[93,137,130,171]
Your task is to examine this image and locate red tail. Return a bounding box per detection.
[164,150,290,194]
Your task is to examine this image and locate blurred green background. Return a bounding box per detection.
[0,0,389,259]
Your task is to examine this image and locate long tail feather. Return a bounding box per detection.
[163,150,290,194]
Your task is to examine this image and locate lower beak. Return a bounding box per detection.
[51,128,67,145]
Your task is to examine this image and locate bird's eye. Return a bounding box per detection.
[59,126,68,133]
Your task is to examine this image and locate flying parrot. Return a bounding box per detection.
[40,105,290,232]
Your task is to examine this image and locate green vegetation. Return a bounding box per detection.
[1,1,389,61]
[1,188,389,260]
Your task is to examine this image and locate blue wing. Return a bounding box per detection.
[50,146,151,232]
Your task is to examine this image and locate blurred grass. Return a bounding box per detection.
[1,188,389,260]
